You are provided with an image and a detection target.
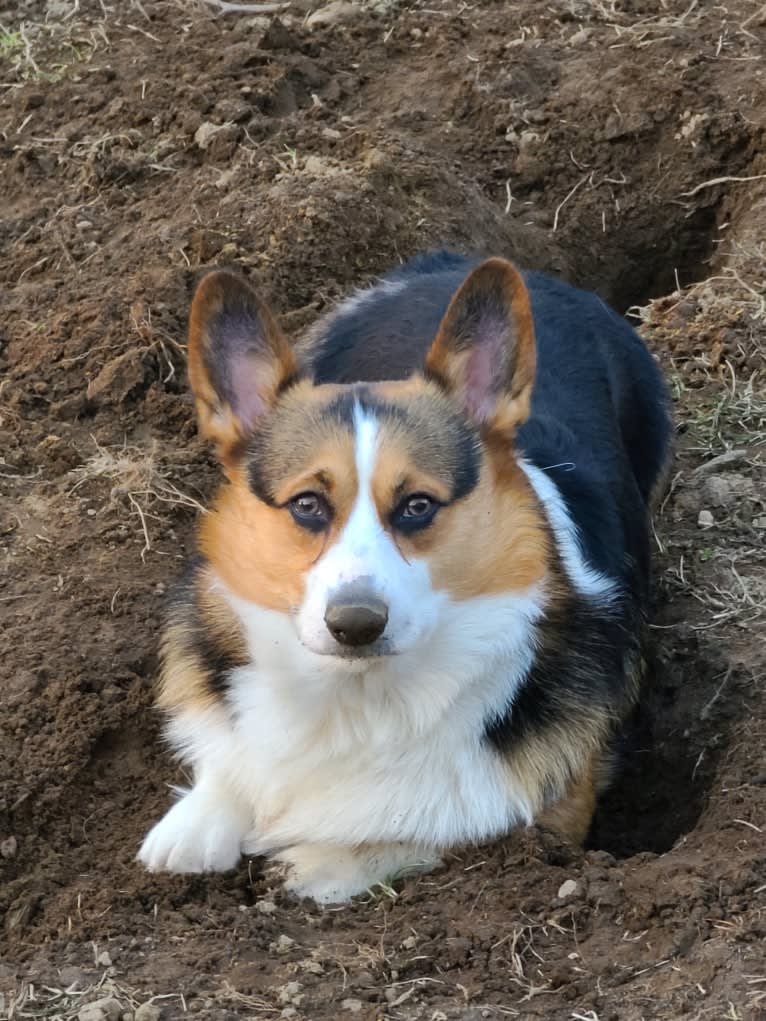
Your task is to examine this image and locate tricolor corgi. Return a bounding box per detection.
[138,252,672,903]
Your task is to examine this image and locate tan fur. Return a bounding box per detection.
[199,464,323,612]
[158,562,249,713]
[649,442,676,514]
[508,723,610,844]
[395,456,549,599]
[535,753,601,846]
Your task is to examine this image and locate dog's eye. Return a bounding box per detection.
[288,492,331,531]
[392,493,440,533]
[402,495,435,518]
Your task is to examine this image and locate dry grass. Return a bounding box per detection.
[3,975,176,1021]
[68,439,206,560]
[569,0,763,53]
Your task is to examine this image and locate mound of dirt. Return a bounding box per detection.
[1,1,764,1019]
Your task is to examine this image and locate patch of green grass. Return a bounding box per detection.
[0,26,24,60]
[0,15,109,85]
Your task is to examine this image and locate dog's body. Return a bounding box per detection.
[139,252,672,902]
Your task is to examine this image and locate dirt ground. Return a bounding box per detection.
[1,0,765,1018]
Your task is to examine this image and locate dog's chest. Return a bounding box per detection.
[209,658,534,850]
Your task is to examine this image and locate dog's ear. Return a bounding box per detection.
[425,258,536,433]
[187,270,297,463]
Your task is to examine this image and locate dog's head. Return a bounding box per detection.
[189,259,548,662]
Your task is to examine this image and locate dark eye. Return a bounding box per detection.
[392,493,440,533]
[288,492,331,532]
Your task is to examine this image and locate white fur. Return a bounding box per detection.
[278,842,440,902]
[139,770,250,873]
[140,413,618,902]
[520,460,617,601]
[139,579,544,900]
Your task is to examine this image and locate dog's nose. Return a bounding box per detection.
[324,587,388,647]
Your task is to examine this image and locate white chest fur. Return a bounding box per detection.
[165,579,545,853]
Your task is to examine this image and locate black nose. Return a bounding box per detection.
[324,591,388,647]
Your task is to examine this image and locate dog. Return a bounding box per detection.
[138,251,672,903]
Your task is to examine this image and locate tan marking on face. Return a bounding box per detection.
[200,446,363,611]
[390,442,550,600]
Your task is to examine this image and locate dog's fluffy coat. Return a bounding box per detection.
[138,252,672,902]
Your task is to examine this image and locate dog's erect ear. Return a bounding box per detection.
[425,258,536,433]
[187,270,297,463]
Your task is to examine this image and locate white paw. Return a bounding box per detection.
[279,843,440,905]
[138,788,248,874]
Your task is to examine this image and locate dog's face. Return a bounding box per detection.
[188,260,548,663]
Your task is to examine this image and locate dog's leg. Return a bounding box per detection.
[536,753,606,846]
[139,770,251,874]
[276,842,441,904]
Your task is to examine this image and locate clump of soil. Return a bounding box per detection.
[1,2,764,1019]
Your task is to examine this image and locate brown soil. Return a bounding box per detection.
[1,1,765,1018]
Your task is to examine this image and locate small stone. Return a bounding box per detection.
[752,516,766,529]
[307,1,360,28]
[303,155,342,177]
[0,836,17,859]
[194,121,231,150]
[299,959,324,974]
[702,473,755,508]
[281,1010,298,1020]
[587,879,623,907]
[273,934,296,954]
[341,999,363,1013]
[58,966,92,988]
[698,509,715,528]
[78,997,122,1021]
[256,898,277,915]
[557,879,579,900]
[277,981,303,1006]
[134,1004,162,1021]
[96,950,112,967]
[401,935,417,949]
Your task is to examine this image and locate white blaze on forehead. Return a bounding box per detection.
[327,401,384,583]
[295,399,443,655]
[352,401,380,504]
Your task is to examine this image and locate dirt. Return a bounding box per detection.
[1,0,765,1018]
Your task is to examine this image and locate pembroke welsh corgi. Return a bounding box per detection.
[138,251,672,903]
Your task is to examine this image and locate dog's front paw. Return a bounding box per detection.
[139,788,247,874]
[279,842,439,904]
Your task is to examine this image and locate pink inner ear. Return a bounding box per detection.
[462,318,509,423]
[229,351,268,431]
